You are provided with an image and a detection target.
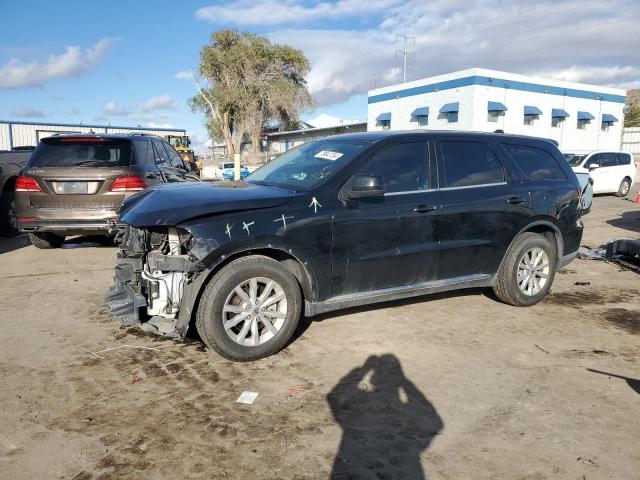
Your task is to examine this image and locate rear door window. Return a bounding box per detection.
[358,141,430,193]
[439,141,504,188]
[505,144,567,180]
[29,138,132,167]
[152,140,170,167]
[592,152,617,167]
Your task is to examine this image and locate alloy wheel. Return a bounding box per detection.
[222,277,288,346]
[620,180,630,196]
[517,247,550,296]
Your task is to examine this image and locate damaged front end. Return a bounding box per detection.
[106,224,202,339]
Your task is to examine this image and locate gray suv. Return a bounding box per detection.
[15,133,199,248]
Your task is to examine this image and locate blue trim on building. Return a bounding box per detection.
[602,113,618,122]
[488,101,507,111]
[411,107,429,116]
[524,106,543,115]
[551,108,570,118]
[440,102,459,113]
[376,112,392,121]
[368,75,626,104]
[0,119,185,133]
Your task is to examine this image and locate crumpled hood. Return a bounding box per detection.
[118,181,296,227]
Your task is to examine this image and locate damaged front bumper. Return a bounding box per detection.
[106,255,148,326]
[105,225,203,340]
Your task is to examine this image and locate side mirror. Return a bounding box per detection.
[588,163,599,171]
[342,174,385,200]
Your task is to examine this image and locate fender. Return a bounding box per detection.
[495,219,564,278]
[175,237,319,338]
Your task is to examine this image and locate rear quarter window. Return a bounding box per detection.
[132,139,153,165]
[617,153,632,165]
[504,144,567,181]
[29,139,132,168]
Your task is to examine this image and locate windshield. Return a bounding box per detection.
[246,140,367,190]
[29,138,132,168]
[563,153,587,167]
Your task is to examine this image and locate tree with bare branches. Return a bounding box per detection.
[190,30,312,159]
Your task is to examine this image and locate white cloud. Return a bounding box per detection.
[142,94,177,112]
[0,37,120,89]
[103,101,130,116]
[196,0,402,25]
[264,0,640,107]
[10,107,45,118]
[189,130,213,154]
[542,66,640,86]
[175,70,193,80]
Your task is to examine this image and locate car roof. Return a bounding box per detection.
[40,133,164,141]
[561,149,628,155]
[319,130,561,145]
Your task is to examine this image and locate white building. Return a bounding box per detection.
[367,68,626,151]
[0,120,186,151]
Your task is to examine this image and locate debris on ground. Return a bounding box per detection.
[127,372,143,385]
[287,383,314,397]
[236,391,259,404]
[574,281,591,286]
[81,344,162,359]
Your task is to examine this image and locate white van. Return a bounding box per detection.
[564,150,636,197]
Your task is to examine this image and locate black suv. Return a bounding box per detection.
[15,133,199,248]
[107,131,583,361]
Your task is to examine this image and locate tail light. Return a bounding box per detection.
[15,176,42,192]
[109,175,148,192]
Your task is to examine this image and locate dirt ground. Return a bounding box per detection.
[1,188,639,480]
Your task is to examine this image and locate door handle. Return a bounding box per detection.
[414,205,438,213]
[507,196,525,204]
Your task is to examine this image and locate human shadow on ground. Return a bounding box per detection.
[587,368,640,396]
[327,354,443,480]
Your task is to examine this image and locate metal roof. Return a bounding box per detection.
[266,122,367,138]
[0,119,185,133]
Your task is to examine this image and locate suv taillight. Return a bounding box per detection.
[15,176,42,192]
[109,176,148,192]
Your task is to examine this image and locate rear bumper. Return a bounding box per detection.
[558,251,578,269]
[18,219,113,235]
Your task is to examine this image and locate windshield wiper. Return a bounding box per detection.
[73,160,105,167]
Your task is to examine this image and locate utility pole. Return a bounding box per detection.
[396,25,415,84]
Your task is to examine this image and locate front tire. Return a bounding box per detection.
[493,232,557,307]
[29,232,65,249]
[196,255,302,361]
[616,177,631,197]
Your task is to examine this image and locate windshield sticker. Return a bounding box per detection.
[314,150,343,161]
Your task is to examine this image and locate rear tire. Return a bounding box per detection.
[196,255,302,361]
[493,232,557,307]
[29,232,65,249]
[616,177,631,197]
[0,190,19,236]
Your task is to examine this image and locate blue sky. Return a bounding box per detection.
[1,0,639,151]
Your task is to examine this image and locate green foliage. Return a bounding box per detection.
[190,29,313,155]
[624,105,640,128]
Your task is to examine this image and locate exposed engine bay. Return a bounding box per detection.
[106,225,202,338]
